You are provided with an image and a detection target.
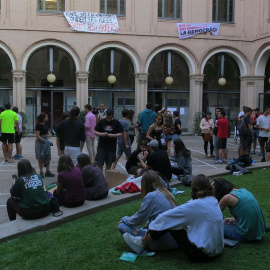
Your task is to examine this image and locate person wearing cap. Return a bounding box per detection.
[137,140,172,182]
[55,106,86,166]
[125,140,149,176]
[94,109,123,172]
[251,108,261,154]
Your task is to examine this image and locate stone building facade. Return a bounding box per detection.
[0,0,270,132]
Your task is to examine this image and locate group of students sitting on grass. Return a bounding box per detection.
[7,155,268,262]
[7,154,109,221]
[118,172,267,262]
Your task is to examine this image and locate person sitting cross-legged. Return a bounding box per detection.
[6,159,50,221]
[53,155,85,207]
[123,174,224,262]
[119,170,178,251]
[125,140,149,176]
[77,153,109,201]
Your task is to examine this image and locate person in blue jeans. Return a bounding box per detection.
[212,178,266,242]
[118,170,178,250]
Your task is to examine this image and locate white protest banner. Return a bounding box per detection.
[177,23,220,39]
[64,11,119,34]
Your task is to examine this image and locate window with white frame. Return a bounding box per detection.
[37,0,64,13]
[100,0,125,17]
[158,0,182,20]
[212,0,234,23]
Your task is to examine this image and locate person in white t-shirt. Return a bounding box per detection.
[255,107,270,162]
[123,174,224,262]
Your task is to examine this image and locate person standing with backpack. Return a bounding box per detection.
[255,107,270,162]
[238,107,253,158]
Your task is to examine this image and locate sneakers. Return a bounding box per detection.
[123,233,146,254]
[258,152,263,156]
[250,151,255,155]
[40,172,44,178]
[13,155,23,160]
[215,160,223,164]
[213,156,219,160]
[45,171,55,177]
[261,157,266,162]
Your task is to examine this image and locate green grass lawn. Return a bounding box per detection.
[1,169,270,270]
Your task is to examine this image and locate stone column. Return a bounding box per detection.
[189,74,204,133]
[76,71,89,109]
[135,73,148,117]
[240,76,265,109]
[12,70,26,112]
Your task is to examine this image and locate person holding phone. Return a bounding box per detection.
[6,159,50,221]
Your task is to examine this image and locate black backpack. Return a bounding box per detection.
[236,118,248,137]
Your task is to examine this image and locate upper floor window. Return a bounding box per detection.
[158,0,182,20]
[100,0,125,17]
[212,0,234,23]
[37,0,64,13]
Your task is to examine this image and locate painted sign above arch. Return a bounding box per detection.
[64,12,119,34]
[177,23,220,39]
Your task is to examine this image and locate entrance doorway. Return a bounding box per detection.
[41,91,63,129]
[203,92,240,129]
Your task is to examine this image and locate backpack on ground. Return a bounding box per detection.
[236,118,248,137]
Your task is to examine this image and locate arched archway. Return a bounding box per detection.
[88,46,137,120]
[0,45,15,107]
[202,50,243,128]
[146,46,195,131]
[24,43,78,133]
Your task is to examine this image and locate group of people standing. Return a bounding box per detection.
[199,106,270,164]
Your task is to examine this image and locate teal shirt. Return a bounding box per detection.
[10,174,50,212]
[230,189,265,241]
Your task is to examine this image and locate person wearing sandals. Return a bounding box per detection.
[77,153,109,201]
[54,155,85,207]
[200,112,214,158]
[212,178,266,242]
[123,174,224,262]
[119,170,178,251]
[6,159,50,221]
[35,113,55,178]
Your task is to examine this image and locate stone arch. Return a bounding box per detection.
[254,44,270,76]
[85,42,140,73]
[200,47,248,76]
[21,39,81,71]
[145,45,196,75]
[0,41,17,70]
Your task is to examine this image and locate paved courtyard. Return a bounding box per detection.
[0,135,265,224]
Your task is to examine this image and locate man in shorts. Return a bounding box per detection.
[125,140,148,176]
[255,107,270,162]
[212,108,220,160]
[0,103,19,163]
[251,108,261,154]
[94,109,123,172]
[112,109,131,169]
[215,110,229,164]
[12,106,23,160]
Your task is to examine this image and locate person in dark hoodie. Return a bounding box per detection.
[137,103,156,148]
[170,139,192,176]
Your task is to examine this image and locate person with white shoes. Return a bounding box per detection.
[120,170,178,251]
[123,174,224,262]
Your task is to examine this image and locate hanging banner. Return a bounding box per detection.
[177,23,220,39]
[64,11,119,34]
